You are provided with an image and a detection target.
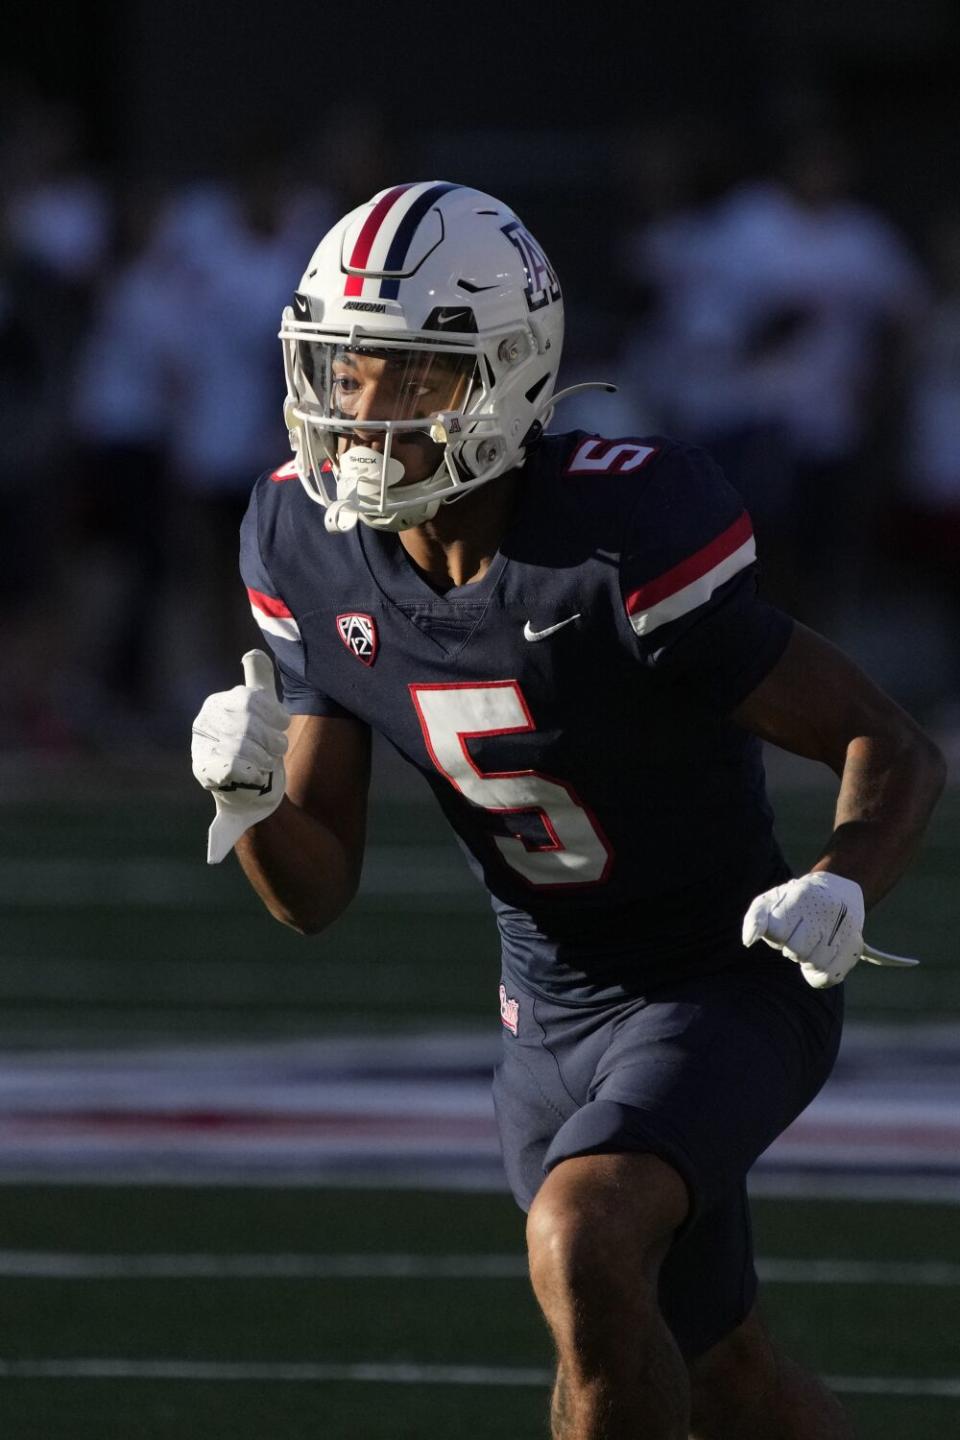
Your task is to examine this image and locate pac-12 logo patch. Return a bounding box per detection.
[501,220,561,312]
[336,613,378,666]
[499,983,519,1036]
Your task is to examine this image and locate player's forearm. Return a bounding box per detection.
[234,797,362,934]
[810,725,946,910]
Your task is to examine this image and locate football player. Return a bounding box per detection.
[192,182,946,1439]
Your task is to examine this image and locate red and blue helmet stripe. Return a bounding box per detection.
[343,182,461,300]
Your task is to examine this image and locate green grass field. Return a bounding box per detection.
[0,760,957,1436]
[0,1187,958,1437]
[1,765,958,1041]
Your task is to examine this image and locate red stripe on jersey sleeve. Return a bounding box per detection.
[625,511,753,617]
[246,587,293,619]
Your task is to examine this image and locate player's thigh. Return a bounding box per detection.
[493,957,841,1359]
[554,953,844,1212]
[493,956,841,1217]
[491,977,629,1212]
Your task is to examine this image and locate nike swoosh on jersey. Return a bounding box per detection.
[522,614,581,642]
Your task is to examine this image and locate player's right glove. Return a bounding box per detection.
[191,649,291,865]
[742,871,919,990]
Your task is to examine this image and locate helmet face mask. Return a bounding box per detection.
[278,182,565,533]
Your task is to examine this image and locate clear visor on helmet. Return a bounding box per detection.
[295,341,480,435]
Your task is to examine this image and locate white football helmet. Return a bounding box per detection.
[279,181,611,533]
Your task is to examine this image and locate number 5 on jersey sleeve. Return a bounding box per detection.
[409,681,612,889]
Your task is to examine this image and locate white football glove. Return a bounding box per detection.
[742,872,919,989]
[191,649,291,865]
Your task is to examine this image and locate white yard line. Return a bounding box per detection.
[1,1166,960,1204]
[0,850,474,907]
[748,1172,960,1205]
[0,1251,529,1279]
[827,1375,960,1399]
[0,1165,514,1192]
[757,1258,960,1286]
[0,1250,957,1286]
[0,1358,552,1386]
[0,1358,955,1398]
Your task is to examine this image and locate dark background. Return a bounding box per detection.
[3,0,960,748]
[0,14,958,1435]
[9,0,958,228]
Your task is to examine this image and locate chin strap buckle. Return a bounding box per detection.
[324,498,360,533]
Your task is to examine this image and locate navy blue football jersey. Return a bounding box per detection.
[240,433,793,1001]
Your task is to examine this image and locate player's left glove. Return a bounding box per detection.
[742,872,919,989]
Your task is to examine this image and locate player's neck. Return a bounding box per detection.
[398,473,520,591]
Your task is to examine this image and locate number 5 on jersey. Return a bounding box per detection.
[409,681,612,888]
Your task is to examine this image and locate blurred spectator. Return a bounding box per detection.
[903,215,960,521]
[0,90,110,747]
[160,170,327,718]
[3,99,110,288]
[2,86,953,752]
[60,185,176,743]
[552,121,724,443]
[621,128,928,622]
[51,153,343,744]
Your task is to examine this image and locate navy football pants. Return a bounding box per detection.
[492,952,843,1359]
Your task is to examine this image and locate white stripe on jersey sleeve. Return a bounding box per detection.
[628,535,756,637]
[249,604,302,644]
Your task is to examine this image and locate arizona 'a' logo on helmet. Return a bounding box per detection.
[501,220,561,312]
[336,613,378,666]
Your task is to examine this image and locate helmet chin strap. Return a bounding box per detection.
[324,496,361,533]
